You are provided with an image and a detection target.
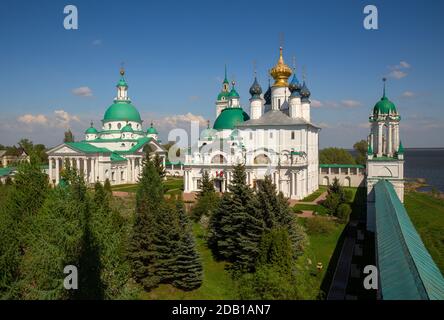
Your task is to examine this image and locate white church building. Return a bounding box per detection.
[183,47,320,200]
[47,68,166,186]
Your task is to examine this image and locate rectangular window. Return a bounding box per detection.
[291,131,295,140]
[270,131,273,139]
[250,132,253,140]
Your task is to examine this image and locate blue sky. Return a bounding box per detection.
[1,0,443,148]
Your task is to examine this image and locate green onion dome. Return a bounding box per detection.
[373,95,397,116]
[85,122,98,134]
[117,77,128,87]
[103,101,142,122]
[147,122,158,134]
[228,87,240,98]
[217,91,230,101]
[213,107,250,130]
[121,124,134,133]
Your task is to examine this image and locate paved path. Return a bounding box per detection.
[290,191,328,206]
[112,191,131,197]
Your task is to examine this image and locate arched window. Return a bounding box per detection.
[108,123,112,129]
[211,154,227,164]
[117,123,121,129]
[254,154,271,164]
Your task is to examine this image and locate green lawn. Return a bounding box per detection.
[296,218,345,299]
[293,203,327,215]
[404,191,444,274]
[302,186,327,202]
[140,223,237,300]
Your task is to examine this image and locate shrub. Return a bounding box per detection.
[323,193,341,215]
[337,203,352,224]
[304,217,336,235]
[344,189,354,203]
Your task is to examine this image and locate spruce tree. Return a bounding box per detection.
[227,164,264,272]
[153,153,166,179]
[172,201,203,290]
[192,171,219,222]
[128,157,164,289]
[104,178,112,194]
[208,192,233,260]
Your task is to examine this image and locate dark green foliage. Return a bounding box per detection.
[238,228,299,300]
[353,140,368,165]
[344,189,354,203]
[4,176,13,185]
[64,129,75,143]
[104,179,112,194]
[337,203,352,224]
[319,147,356,165]
[172,202,203,290]
[323,192,341,216]
[128,157,202,291]
[192,171,219,222]
[208,192,233,260]
[128,159,163,289]
[153,153,166,179]
[0,154,49,297]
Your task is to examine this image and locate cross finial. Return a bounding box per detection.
[120,62,125,76]
[253,60,257,78]
[302,66,307,81]
[292,56,297,71]
[207,119,210,129]
[279,32,284,49]
[90,121,93,127]
[382,77,387,97]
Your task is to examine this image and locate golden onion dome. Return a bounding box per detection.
[269,47,292,87]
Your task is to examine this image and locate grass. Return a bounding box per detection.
[112,177,184,194]
[140,223,237,300]
[404,191,444,274]
[301,186,327,202]
[296,217,345,299]
[293,203,327,215]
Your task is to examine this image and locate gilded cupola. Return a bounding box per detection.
[269,47,292,87]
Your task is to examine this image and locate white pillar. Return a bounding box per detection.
[55,157,60,185]
[388,123,393,156]
[76,158,80,173]
[378,123,383,156]
[48,157,53,183]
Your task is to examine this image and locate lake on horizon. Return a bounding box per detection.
[404,148,444,192]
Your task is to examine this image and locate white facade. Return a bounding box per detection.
[183,48,320,199]
[47,69,166,186]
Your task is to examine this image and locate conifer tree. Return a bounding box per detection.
[153,153,166,179]
[208,192,233,260]
[192,171,219,222]
[103,178,112,194]
[128,157,164,289]
[173,201,203,290]
[0,153,49,297]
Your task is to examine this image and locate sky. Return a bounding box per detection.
[1,0,444,148]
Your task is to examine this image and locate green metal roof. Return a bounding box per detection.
[375,180,444,300]
[110,152,127,162]
[65,142,111,154]
[319,163,365,168]
[103,101,142,122]
[117,77,128,87]
[0,167,13,177]
[228,87,240,98]
[373,96,397,116]
[213,107,250,130]
[85,126,98,134]
[147,124,158,134]
[115,137,152,154]
[398,141,405,154]
[217,91,229,101]
[121,124,134,132]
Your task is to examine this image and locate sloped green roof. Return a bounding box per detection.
[373,96,397,116]
[110,153,127,162]
[85,126,98,134]
[121,124,134,132]
[217,91,229,101]
[375,180,444,300]
[115,137,152,154]
[65,142,111,154]
[103,101,141,122]
[0,167,13,177]
[213,107,250,130]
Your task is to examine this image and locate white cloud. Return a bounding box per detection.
[17,114,48,125]
[54,110,80,128]
[311,99,323,108]
[401,91,415,98]
[72,86,93,97]
[159,112,207,127]
[399,61,411,69]
[341,100,362,108]
[388,70,407,79]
